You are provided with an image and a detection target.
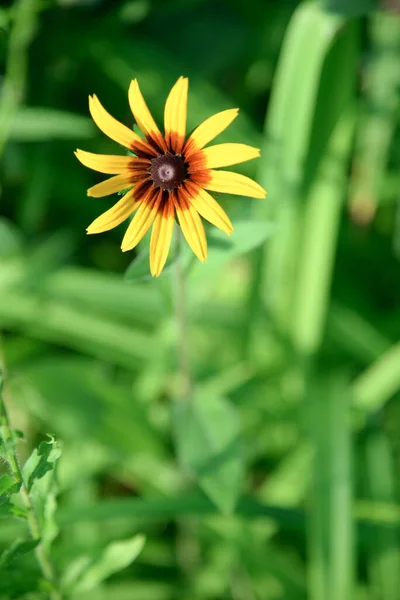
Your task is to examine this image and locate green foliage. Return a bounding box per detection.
[0,473,18,495]
[61,534,145,594]
[23,436,62,493]
[125,245,179,281]
[9,108,95,142]
[0,538,39,569]
[323,0,377,16]
[1,0,400,598]
[0,218,23,258]
[173,392,244,515]
[186,220,275,285]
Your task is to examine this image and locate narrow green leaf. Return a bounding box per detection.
[63,534,145,593]
[349,13,400,218]
[0,474,19,496]
[258,443,312,507]
[173,392,244,515]
[124,248,157,281]
[365,434,400,600]
[15,357,165,459]
[0,496,26,520]
[323,0,376,16]
[188,220,274,284]
[290,106,356,356]
[57,492,303,528]
[22,435,61,493]
[9,107,95,141]
[256,3,345,333]
[352,343,400,414]
[0,496,12,516]
[124,245,179,281]
[22,435,62,550]
[56,491,400,530]
[328,303,391,364]
[0,291,154,367]
[0,219,23,258]
[21,231,77,290]
[0,538,39,568]
[308,376,354,600]
[44,266,167,325]
[0,8,10,30]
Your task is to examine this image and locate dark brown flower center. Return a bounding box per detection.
[150,152,187,191]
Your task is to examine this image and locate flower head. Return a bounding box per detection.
[75,77,266,276]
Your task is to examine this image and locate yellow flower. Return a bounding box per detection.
[75,77,266,276]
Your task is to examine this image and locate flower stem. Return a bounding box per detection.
[174,228,192,400]
[0,368,62,600]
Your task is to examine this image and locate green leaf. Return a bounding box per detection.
[256,3,346,334]
[0,495,12,515]
[22,435,62,550]
[20,230,78,292]
[124,246,179,281]
[45,266,167,326]
[365,434,400,600]
[322,0,376,16]
[187,220,274,284]
[62,534,146,593]
[0,474,19,496]
[0,538,39,569]
[349,13,400,218]
[173,392,244,515]
[352,343,400,415]
[56,492,303,528]
[22,435,62,493]
[0,496,26,520]
[0,290,155,368]
[308,375,354,600]
[0,219,23,258]
[0,8,10,31]
[9,108,95,141]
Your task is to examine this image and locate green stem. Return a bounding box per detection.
[174,228,192,400]
[0,371,62,600]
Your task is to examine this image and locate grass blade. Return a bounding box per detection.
[365,433,400,600]
[256,3,345,333]
[308,376,354,600]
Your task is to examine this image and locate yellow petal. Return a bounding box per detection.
[202,169,267,199]
[121,189,162,252]
[164,77,188,154]
[150,199,175,276]
[129,79,167,152]
[75,149,133,174]
[86,189,139,234]
[184,182,233,235]
[89,95,156,156]
[184,109,239,157]
[173,192,207,262]
[191,143,260,169]
[87,173,133,198]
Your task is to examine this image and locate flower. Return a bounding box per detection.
[75,77,266,276]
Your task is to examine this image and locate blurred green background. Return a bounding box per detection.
[1,0,400,598]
